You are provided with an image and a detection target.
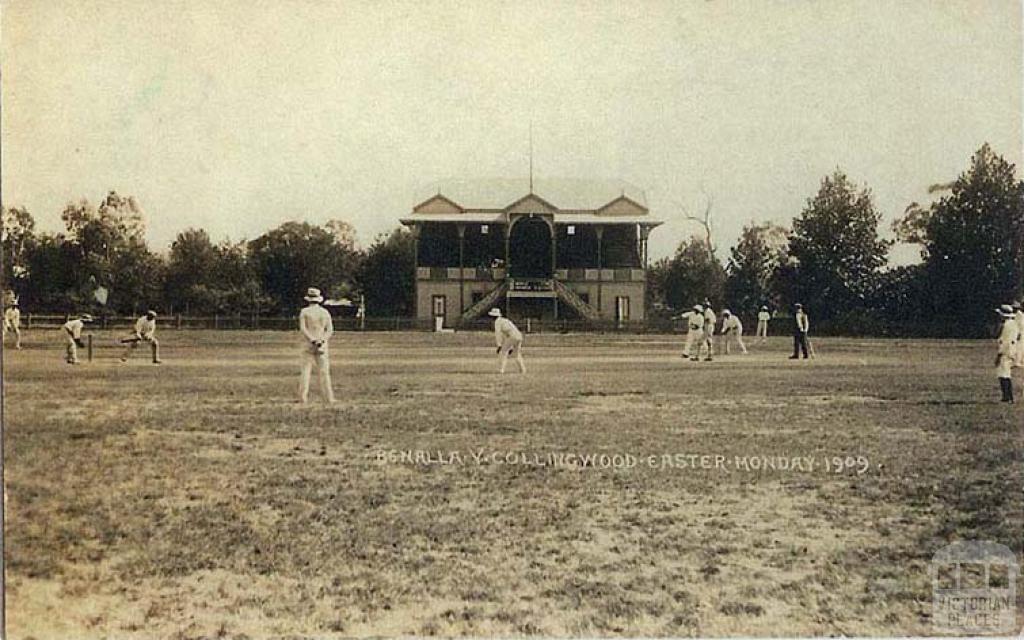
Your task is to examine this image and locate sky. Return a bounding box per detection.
[2,0,1021,264]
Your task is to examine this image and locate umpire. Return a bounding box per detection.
[789,303,810,360]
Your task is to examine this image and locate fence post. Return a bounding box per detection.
[214,314,219,329]
[87,334,93,362]
[176,314,182,329]
[252,312,258,330]
[26,313,31,329]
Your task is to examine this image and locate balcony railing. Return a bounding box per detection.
[417,267,644,282]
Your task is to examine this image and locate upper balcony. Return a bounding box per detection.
[416,267,646,283]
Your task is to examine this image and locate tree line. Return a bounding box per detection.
[2,144,1021,335]
[647,144,1023,337]
[1,191,416,318]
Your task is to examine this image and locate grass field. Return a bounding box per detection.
[3,330,1022,638]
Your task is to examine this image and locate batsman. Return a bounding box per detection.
[62,313,93,364]
[120,310,162,364]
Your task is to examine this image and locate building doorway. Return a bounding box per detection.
[432,295,446,330]
[508,216,552,279]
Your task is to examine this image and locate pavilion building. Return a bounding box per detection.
[399,179,662,327]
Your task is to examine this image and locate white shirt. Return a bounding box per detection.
[703,308,716,332]
[998,318,1017,356]
[63,319,85,339]
[1015,311,1024,340]
[299,304,334,345]
[135,316,156,339]
[494,317,522,346]
[4,307,20,328]
[795,310,810,333]
[757,311,771,323]
[722,315,743,334]
[685,311,703,332]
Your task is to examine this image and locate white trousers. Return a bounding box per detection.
[683,329,704,359]
[703,327,715,356]
[65,335,78,363]
[299,351,335,403]
[723,330,748,354]
[756,320,768,339]
[4,321,21,346]
[499,338,525,373]
[997,354,1013,379]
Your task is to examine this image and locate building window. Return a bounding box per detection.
[481,225,489,234]
[567,225,576,236]
[616,296,630,321]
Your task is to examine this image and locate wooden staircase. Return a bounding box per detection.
[552,280,602,322]
[460,281,509,322]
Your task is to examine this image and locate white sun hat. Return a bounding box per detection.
[996,304,1015,318]
[304,287,324,302]
[487,308,502,317]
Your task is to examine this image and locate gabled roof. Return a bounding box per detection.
[505,192,559,214]
[413,177,647,210]
[596,195,649,215]
[412,194,464,214]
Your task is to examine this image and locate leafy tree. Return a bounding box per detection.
[248,221,362,313]
[725,222,788,314]
[647,236,726,313]
[212,240,269,313]
[357,227,415,316]
[783,170,890,320]
[906,144,1024,331]
[20,233,79,311]
[58,191,164,313]
[1,206,36,296]
[165,228,219,314]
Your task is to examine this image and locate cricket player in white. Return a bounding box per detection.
[1013,300,1024,368]
[995,304,1017,403]
[720,310,748,354]
[681,304,704,361]
[756,306,771,342]
[120,310,162,363]
[489,308,525,374]
[4,300,22,349]
[298,287,335,404]
[62,313,93,364]
[702,301,716,361]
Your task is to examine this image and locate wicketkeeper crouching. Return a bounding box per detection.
[120,310,162,364]
[62,313,93,364]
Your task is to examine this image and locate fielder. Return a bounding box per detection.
[995,304,1017,403]
[789,303,810,360]
[720,309,748,355]
[120,310,162,364]
[489,308,525,374]
[1014,300,1024,368]
[298,287,335,404]
[4,300,22,349]
[681,304,704,361]
[756,306,771,342]
[62,313,93,364]
[702,300,716,361]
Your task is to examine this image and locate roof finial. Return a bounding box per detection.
[529,121,534,194]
